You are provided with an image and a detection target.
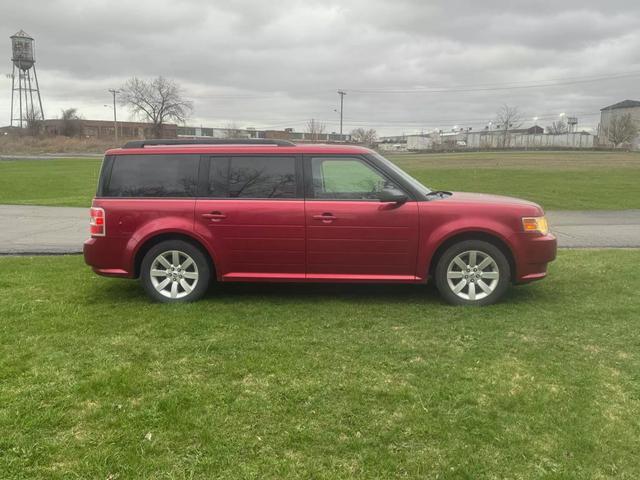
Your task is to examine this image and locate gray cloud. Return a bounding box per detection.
[1,0,639,135]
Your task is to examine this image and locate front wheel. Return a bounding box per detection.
[140,240,210,303]
[435,240,511,306]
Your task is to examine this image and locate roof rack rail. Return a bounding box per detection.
[122,138,296,148]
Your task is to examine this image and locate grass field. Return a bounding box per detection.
[1,250,640,478]
[0,151,639,209]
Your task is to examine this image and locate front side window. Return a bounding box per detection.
[310,157,404,200]
[105,154,199,197]
[208,156,297,198]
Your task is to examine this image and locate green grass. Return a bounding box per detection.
[0,158,101,207]
[1,250,640,478]
[0,151,639,209]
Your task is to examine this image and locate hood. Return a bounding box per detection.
[441,192,544,213]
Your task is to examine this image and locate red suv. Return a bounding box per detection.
[84,139,556,305]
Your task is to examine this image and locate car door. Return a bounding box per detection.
[194,154,306,281]
[304,155,420,280]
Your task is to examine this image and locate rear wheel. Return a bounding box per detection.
[140,240,210,303]
[435,240,510,306]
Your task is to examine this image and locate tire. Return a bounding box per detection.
[434,240,511,306]
[140,240,211,303]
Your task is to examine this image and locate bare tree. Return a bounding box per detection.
[306,118,326,141]
[607,113,638,148]
[120,76,193,138]
[547,120,568,135]
[25,108,43,136]
[60,108,83,137]
[350,128,378,146]
[224,122,243,139]
[495,104,522,148]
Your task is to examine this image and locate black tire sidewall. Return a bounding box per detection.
[435,240,511,306]
[140,240,210,303]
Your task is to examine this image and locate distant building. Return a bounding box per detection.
[597,100,640,149]
[41,119,177,139]
[177,125,350,143]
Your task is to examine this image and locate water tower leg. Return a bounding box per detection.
[33,66,44,120]
[18,71,23,128]
[27,71,36,121]
[9,64,16,127]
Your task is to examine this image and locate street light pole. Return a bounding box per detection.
[108,89,120,143]
[337,90,346,140]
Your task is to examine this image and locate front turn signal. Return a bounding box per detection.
[522,216,548,235]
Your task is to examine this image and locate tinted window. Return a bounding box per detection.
[311,157,404,200]
[105,154,199,197]
[209,156,297,198]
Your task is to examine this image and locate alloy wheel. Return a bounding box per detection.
[149,250,199,299]
[446,250,500,301]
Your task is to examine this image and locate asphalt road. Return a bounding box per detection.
[0,204,638,254]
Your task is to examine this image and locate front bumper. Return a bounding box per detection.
[513,233,557,284]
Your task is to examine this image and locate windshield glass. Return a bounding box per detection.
[370,152,432,195]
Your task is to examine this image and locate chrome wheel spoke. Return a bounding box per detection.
[150,269,167,277]
[477,279,492,294]
[182,271,198,279]
[468,281,476,300]
[477,256,493,270]
[157,255,171,269]
[170,281,179,298]
[181,257,194,269]
[468,251,477,268]
[172,251,180,267]
[179,279,192,293]
[447,271,464,279]
[156,278,171,291]
[482,271,499,279]
[452,279,467,294]
[453,257,467,270]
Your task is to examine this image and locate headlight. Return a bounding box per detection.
[522,216,549,235]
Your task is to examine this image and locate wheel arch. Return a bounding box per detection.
[427,231,517,282]
[132,232,216,279]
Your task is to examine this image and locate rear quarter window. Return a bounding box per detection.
[104,154,199,197]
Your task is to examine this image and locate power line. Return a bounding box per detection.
[349,71,640,94]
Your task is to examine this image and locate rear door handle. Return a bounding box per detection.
[313,213,337,222]
[202,211,227,221]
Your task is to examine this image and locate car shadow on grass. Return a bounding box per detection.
[95,277,544,308]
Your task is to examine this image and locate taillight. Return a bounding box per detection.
[90,207,106,237]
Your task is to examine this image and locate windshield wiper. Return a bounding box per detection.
[425,190,452,197]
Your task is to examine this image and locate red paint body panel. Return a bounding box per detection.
[84,146,557,288]
[194,199,306,279]
[306,200,420,278]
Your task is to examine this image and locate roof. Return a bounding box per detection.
[105,143,373,156]
[601,100,640,111]
[11,30,32,39]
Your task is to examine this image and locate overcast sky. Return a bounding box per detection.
[2,0,639,135]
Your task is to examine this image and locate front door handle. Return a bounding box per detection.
[313,213,337,223]
[202,211,227,222]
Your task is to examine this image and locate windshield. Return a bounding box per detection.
[369,152,432,195]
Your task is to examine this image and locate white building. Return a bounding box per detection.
[598,100,640,149]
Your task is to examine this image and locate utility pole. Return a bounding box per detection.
[108,89,120,143]
[337,90,346,140]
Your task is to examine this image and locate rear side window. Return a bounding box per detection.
[104,154,199,197]
[208,156,297,198]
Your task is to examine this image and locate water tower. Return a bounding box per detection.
[9,30,44,127]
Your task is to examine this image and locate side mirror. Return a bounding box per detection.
[378,191,408,205]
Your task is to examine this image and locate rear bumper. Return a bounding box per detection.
[84,237,134,278]
[513,233,557,284]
